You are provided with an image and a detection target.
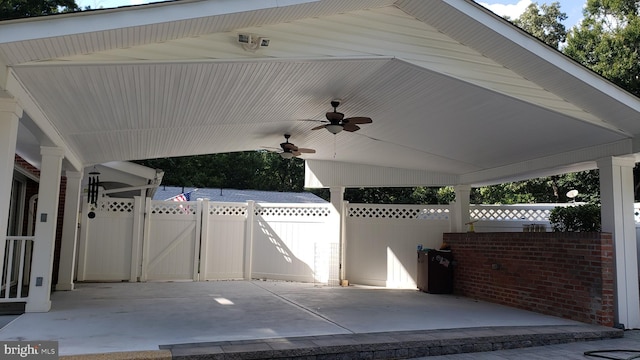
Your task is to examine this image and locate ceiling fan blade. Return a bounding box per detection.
[311,124,327,130]
[292,150,302,157]
[343,123,361,132]
[343,116,372,125]
[297,148,316,154]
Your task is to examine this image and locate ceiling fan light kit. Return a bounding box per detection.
[312,100,372,134]
[325,124,343,134]
[264,134,316,159]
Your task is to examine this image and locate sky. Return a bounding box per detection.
[76,0,586,30]
[479,0,585,29]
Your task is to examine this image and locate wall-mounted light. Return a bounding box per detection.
[238,33,270,51]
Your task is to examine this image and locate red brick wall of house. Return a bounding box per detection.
[444,232,615,327]
[14,155,67,288]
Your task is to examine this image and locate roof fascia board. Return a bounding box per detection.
[0,0,320,43]
[101,161,161,181]
[461,139,633,186]
[304,160,459,188]
[6,69,83,171]
[407,0,640,116]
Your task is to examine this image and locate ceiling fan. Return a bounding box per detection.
[267,134,316,159]
[311,100,373,134]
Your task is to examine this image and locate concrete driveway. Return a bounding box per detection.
[0,280,587,356]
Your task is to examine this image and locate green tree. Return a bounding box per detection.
[564,0,640,97]
[135,151,306,192]
[511,2,568,48]
[0,0,80,20]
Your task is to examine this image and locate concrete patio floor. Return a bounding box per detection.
[0,280,616,357]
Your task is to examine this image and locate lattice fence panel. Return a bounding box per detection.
[470,207,551,221]
[348,206,449,220]
[151,202,196,215]
[97,199,134,213]
[209,203,247,216]
[255,206,332,217]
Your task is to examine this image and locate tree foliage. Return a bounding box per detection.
[564,0,640,97]
[135,151,306,193]
[0,0,80,20]
[549,203,601,232]
[511,2,568,48]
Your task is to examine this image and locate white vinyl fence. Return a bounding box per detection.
[77,197,340,285]
[75,199,639,290]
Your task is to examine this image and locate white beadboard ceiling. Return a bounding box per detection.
[3,0,640,186]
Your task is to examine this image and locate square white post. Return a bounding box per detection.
[330,187,345,281]
[56,170,83,291]
[598,156,640,329]
[452,185,471,232]
[0,99,22,275]
[26,146,64,313]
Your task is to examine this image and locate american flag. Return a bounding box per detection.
[168,189,195,201]
[172,193,190,201]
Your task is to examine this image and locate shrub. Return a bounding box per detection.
[549,204,601,232]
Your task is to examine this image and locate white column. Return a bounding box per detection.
[598,156,640,329]
[130,196,145,282]
[329,187,346,282]
[56,171,83,291]
[452,185,471,232]
[0,99,22,275]
[244,200,255,280]
[25,146,64,313]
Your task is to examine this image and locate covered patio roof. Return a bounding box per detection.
[2,0,639,187]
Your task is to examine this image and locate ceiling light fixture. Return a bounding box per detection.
[280,151,295,159]
[325,124,343,134]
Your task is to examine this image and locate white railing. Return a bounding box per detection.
[1,236,33,302]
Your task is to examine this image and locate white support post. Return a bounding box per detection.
[598,156,640,329]
[340,200,349,282]
[199,199,210,282]
[25,146,64,313]
[193,200,203,281]
[76,196,89,281]
[452,185,471,232]
[330,187,345,282]
[56,171,83,291]
[130,196,145,282]
[140,198,152,282]
[244,200,255,280]
[0,99,22,276]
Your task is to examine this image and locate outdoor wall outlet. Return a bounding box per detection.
[491,263,501,270]
[36,277,43,286]
[40,213,47,222]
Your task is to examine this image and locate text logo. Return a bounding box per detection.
[2,341,58,359]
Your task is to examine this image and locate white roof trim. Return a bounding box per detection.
[305,160,460,188]
[0,0,320,43]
